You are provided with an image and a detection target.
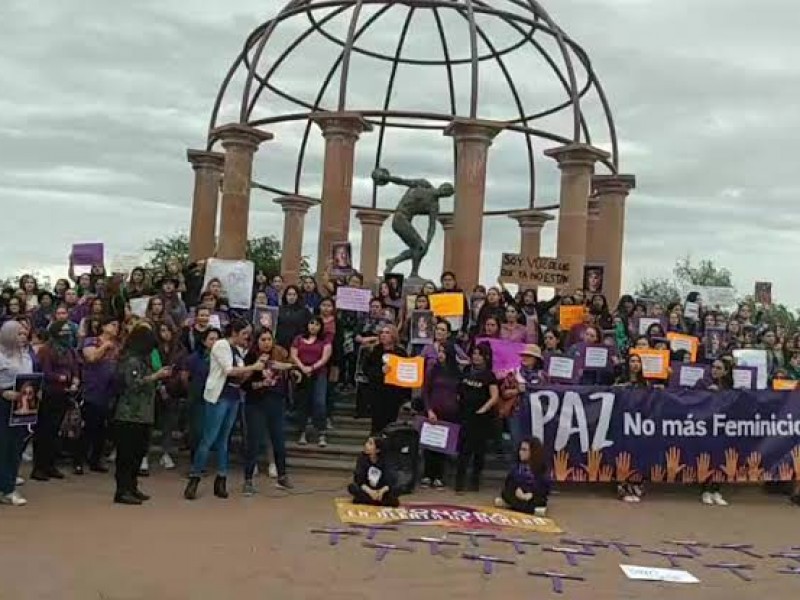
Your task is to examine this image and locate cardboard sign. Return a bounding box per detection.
[666,332,699,362]
[631,349,670,380]
[499,254,574,289]
[202,258,255,309]
[559,306,585,330]
[413,417,461,456]
[429,293,464,317]
[384,355,425,388]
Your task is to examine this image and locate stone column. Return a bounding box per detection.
[444,119,504,291]
[187,149,225,262]
[212,124,273,259]
[437,213,456,273]
[310,112,373,274]
[275,195,319,286]
[508,209,554,258]
[585,198,602,264]
[355,209,391,287]
[544,143,610,289]
[592,174,636,306]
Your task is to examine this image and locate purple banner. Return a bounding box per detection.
[71,242,104,266]
[475,337,526,377]
[515,386,800,484]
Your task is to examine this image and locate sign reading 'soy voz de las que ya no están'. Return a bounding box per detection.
[499,254,574,289]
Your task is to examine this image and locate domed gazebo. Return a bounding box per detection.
[186,0,635,301]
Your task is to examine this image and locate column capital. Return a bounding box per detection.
[593,173,637,196]
[211,123,274,151]
[544,143,610,169]
[310,111,373,140]
[355,208,392,227]
[437,213,456,229]
[187,149,225,171]
[443,118,505,145]
[508,209,554,230]
[274,195,320,215]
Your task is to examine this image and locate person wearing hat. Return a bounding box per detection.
[499,344,545,451]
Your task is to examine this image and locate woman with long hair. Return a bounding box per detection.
[300,276,323,313]
[291,317,333,447]
[0,321,36,505]
[242,329,295,494]
[362,324,411,435]
[184,319,264,500]
[144,296,175,331]
[151,323,187,471]
[494,437,551,516]
[184,328,221,460]
[276,285,310,350]
[112,324,173,505]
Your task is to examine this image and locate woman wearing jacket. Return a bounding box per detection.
[362,324,411,435]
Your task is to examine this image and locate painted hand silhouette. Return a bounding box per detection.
[696,453,714,484]
[722,448,739,482]
[736,466,748,482]
[599,465,614,482]
[746,452,764,482]
[553,450,573,482]
[779,462,795,482]
[792,446,800,476]
[571,469,587,482]
[582,450,603,482]
[664,447,685,483]
[712,470,725,484]
[615,452,636,482]
[650,464,666,483]
[681,466,696,484]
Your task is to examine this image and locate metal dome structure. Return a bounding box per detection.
[205,0,619,207]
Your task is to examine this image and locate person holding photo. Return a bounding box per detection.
[332,243,352,270]
[0,321,36,506]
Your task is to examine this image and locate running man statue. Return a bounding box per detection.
[372,167,454,277]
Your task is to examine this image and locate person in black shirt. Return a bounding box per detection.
[347,436,399,507]
[455,341,499,493]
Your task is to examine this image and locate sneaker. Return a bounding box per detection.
[711,492,729,506]
[318,434,328,448]
[138,456,150,477]
[701,492,714,506]
[242,480,257,496]
[73,464,84,475]
[15,476,24,486]
[419,477,431,488]
[298,433,308,446]
[493,497,506,508]
[631,484,644,498]
[326,418,334,431]
[267,463,278,478]
[622,494,640,503]
[432,479,445,490]
[276,476,294,490]
[160,453,176,470]
[534,506,548,517]
[22,447,32,463]
[1,492,27,506]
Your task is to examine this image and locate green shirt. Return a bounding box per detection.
[114,355,157,425]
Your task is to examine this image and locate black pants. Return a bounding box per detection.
[114,421,150,496]
[456,418,491,489]
[33,392,68,472]
[78,403,109,467]
[369,395,399,436]
[423,451,446,481]
[501,489,547,514]
[348,483,400,507]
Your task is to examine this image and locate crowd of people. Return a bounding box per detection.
[1,254,799,513]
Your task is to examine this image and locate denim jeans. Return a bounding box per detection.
[296,372,327,434]
[0,400,27,495]
[244,395,287,480]
[191,398,240,476]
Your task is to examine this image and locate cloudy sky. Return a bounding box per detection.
[1,0,798,304]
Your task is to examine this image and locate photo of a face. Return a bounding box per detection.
[704,327,728,360]
[583,265,604,294]
[254,307,279,333]
[10,374,43,427]
[331,242,353,276]
[755,282,772,306]
[410,310,434,345]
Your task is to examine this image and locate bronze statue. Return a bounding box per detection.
[372,167,454,277]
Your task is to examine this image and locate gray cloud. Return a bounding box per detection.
[1,0,798,306]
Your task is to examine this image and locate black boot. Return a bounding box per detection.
[114,491,143,505]
[133,489,151,502]
[214,475,229,499]
[184,476,200,500]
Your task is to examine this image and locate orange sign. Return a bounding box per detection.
[666,332,700,363]
[773,379,797,391]
[631,349,671,380]
[384,355,425,389]
[559,305,586,330]
[429,293,464,318]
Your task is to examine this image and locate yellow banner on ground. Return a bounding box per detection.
[335,498,562,534]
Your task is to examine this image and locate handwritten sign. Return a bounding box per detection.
[666,332,699,362]
[632,349,670,380]
[499,254,574,289]
[385,355,425,388]
[414,418,461,456]
[559,306,585,330]
[429,293,464,317]
[336,286,372,313]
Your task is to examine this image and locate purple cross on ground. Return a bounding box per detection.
[664,539,709,557]
[528,570,585,594]
[560,538,609,555]
[407,536,460,555]
[461,553,516,575]
[770,551,800,565]
[351,524,399,540]
[493,537,540,555]
[705,562,755,582]
[603,540,642,556]
[712,543,763,559]
[642,549,695,569]
[362,542,413,562]
[309,527,361,546]
[543,546,594,567]
[777,566,800,576]
[450,530,497,548]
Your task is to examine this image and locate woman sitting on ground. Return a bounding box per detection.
[494,437,551,517]
[347,436,399,507]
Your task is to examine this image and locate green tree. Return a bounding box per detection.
[143,233,308,277]
[632,277,681,306]
[673,256,733,287]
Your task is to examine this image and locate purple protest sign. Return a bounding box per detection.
[413,417,461,456]
[668,363,709,389]
[543,355,576,383]
[336,286,372,313]
[634,316,667,336]
[71,243,104,267]
[580,345,610,370]
[732,367,758,391]
[475,337,525,377]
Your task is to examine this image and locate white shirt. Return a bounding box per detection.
[203,339,243,404]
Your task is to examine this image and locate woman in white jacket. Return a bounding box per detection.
[184,319,264,500]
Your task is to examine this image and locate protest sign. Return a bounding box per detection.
[475,337,526,377]
[499,254,574,290]
[203,258,255,309]
[703,327,727,360]
[582,345,610,370]
[414,417,460,456]
[546,356,576,383]
[669,363,709,389]
[410,310,435,345]
[733,348,768,390]
[635,316,666,336]
[631,349,670,379]
[620,565,699,584]
[755,281,772,306]
[680,285,737,310]
[732,366,757,391]
[10,374,43,427]
[683,301,700,321]
[253,307,279,331]
[773,379,798,391]
[129,297,150,318]
[559,306,585,330]
[515,386,800,483]
[331,242,354,277]
[71,242,104,267]
[429,293,464,317]
[385,355,425,388]
[583,264,605,294]
[666,333,699,362]
[336,286,372,313]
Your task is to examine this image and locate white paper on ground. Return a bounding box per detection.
[620,564,700,584]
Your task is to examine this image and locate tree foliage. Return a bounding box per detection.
[673,256,733,287]
[632,277,682,307]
